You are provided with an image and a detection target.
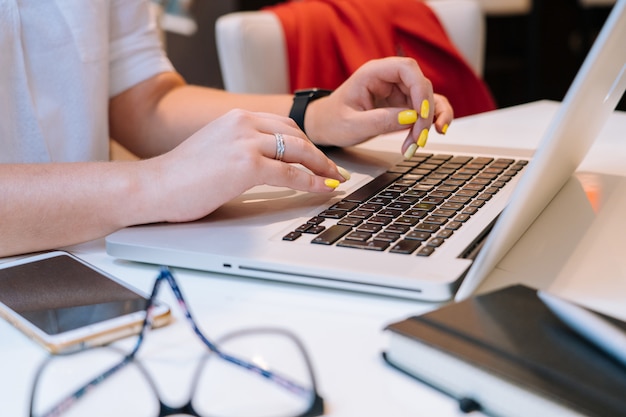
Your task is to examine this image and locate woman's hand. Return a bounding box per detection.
[304,57,454,158]
[147,109,349,223]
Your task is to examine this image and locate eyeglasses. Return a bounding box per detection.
[29,267,324,417]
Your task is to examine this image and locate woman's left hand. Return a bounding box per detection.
[303,56,454,158]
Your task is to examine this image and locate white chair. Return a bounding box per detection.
[215,0,486,94]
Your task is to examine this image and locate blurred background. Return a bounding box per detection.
[163,0,622,110]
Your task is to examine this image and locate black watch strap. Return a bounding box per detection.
[288,88,332,134]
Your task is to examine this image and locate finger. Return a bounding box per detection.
[250,112,307,139]
[334,105,430,158]
[261,160,344,193]
[364,59,436,153]
[261,132,348,183]
[433,94,454,134]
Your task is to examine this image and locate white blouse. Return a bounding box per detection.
[0,0,174,163]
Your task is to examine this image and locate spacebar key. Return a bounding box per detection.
[343,172,401,203]
[311,225,352,245]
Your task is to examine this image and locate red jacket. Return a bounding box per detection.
[266,0,496,117]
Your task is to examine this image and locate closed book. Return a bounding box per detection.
[383,285,626,417]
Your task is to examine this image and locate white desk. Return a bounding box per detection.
[2,101,626,416]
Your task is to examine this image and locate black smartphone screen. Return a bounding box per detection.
[0,254,147,335]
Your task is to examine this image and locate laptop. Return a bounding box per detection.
[106,0,626,302]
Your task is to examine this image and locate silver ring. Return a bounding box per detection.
[274,133,285,161]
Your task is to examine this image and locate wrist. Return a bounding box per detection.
[288,88,332,136]
[302,97,334,146]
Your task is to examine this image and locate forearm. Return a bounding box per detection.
[0,161,159,257]
[110,72,293,158]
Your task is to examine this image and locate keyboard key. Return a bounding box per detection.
[406,231,431,241]
[449,156,473,164]
[377,209,401,217]
[356,223,383,233]
[469,199,485,208]
[432,209,456,218]
[414,223,440,233]
[473,157,494,165]
[462,206,479,215]
[441,202,463,211]
[405,209,428,218]
[330,201,360,211]
[304,225,326,234]
[311,225,352,245]
[421,196,444,205]
[454,214,471,222]
[395,195,420,204]
[390,239,421,254]
[414,202,437,211]
[360,203,383,211]
[282,231,302,241]
[387,202,412,211]
[345,231,372,241]
[446,221,463,230]
[378,190,402,199]
[427,237,445,247]
[374,232,401,242]
[319,209,348,219]
[343,173,401,203]
[416,246,435,256]
[423,216,449,225]
[337,217,363,227]
[295,224,312,232]
[456,189,478,198]
[394,216,421,226]
[448,195,471,204]
[436,229,454,239]
[337,239,389,251]
[386,224,411,234]
[429,190,452,198]
[368,216,393,225]
[404,189,427,198]
[349,210,373,219]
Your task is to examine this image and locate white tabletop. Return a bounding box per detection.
[2,101,626,416]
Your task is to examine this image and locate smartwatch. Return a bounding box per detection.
[288,88,333,134]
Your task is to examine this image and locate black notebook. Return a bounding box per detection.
[383,285,626,417]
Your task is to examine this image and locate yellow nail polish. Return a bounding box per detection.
[417,128,429,148]
[442,123,449,134]
[337,166,351,181]
[403,143,417,160]
[398,110,417,125]
[325,178,340,189]
[420,99,430,119]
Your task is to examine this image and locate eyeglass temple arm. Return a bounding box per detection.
[157,267,315,397]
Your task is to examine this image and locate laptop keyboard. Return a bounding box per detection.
[282,153,527,256]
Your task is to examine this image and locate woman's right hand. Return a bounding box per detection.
[146,109,349,223]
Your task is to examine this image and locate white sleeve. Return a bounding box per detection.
[108,0,175,97]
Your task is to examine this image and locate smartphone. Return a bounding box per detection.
[0,251,171,354]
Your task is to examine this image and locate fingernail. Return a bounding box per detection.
[403,143,417,160]
[417,128,429,148]
[442,123,449,134]
[420,100,430,119]
[337,166,351,181]
[325,178,340,189]
[398,110,417,125]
